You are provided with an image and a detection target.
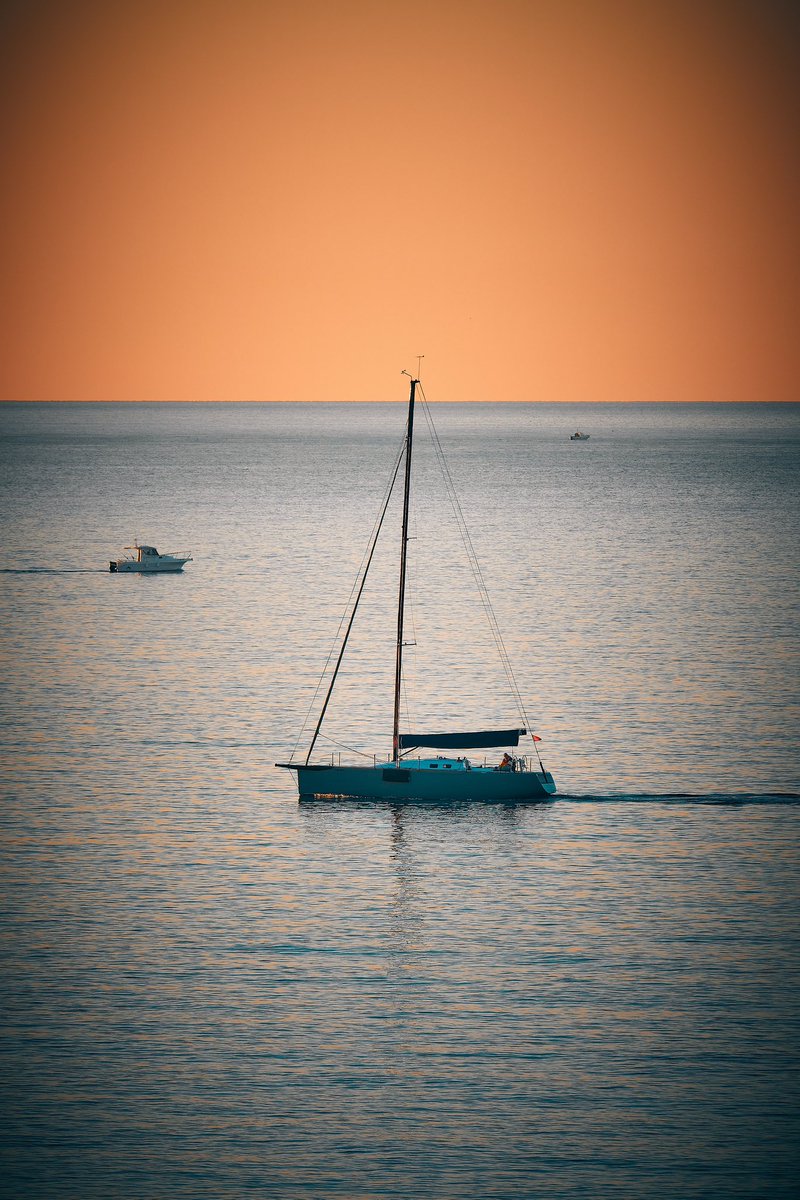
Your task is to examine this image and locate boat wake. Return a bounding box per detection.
[0,567,108,574]
[561,792,800,805]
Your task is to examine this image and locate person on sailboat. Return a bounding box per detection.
[499,753,514,772]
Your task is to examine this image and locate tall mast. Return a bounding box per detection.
[392,373,418,762]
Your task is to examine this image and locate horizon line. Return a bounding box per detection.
[2,398,797,405]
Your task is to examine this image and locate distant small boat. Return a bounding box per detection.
[109,541,192,573]
[570,431,590,441]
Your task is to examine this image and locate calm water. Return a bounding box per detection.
[1,401,799,1198]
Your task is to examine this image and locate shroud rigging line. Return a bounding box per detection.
[416,385,545,770]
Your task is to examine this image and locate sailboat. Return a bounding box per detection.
[276,372,557,802]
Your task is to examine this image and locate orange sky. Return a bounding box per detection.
[1,0,797,401]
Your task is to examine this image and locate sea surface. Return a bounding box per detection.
[1,400,798,1198]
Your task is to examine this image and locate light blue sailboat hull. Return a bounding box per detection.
[281,763,557,802]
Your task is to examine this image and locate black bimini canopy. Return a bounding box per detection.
[398,728,527,752]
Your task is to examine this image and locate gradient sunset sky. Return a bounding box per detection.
[1,0,797,402]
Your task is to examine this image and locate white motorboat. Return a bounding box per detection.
[109,541,192,573]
